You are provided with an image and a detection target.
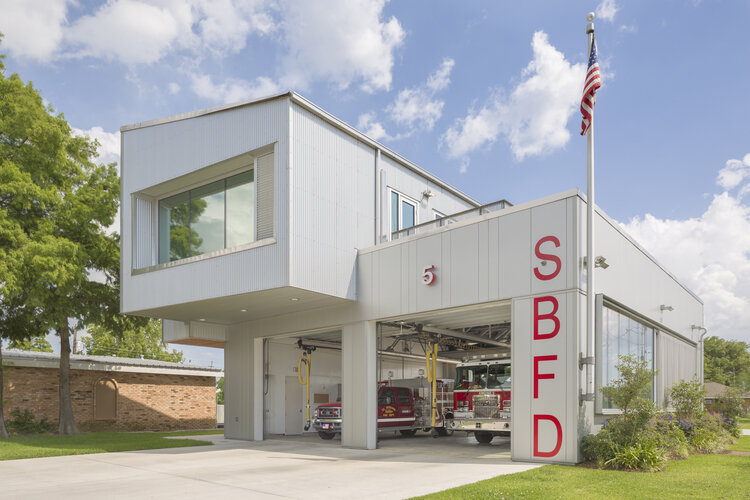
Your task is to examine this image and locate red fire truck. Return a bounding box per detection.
[444,359,511,443]
[312,378,453,440]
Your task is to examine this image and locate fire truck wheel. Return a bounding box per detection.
[318,431,336,440]
[436,427,453,437]
[399,429,418,437]
[474,431,494,444]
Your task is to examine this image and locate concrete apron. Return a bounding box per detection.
[0,433,542,499]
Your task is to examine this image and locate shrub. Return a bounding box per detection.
[644,416,690,459]
[6,408,55,435]
[605,440,667,472]
[715,387,745,429]
[668,378,706,420]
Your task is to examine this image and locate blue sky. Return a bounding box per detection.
[2,0,749,368]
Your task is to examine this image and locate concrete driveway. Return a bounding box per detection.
[0,433,542,499]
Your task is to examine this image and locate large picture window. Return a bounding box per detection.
[158,170,255,264]
[601,305,654,409]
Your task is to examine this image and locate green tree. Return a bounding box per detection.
[7,335,53,352]
[83,320,183,363]
[704,336,750,389]
[0,44,128,435]
[601,355,658,440]
[217,377,224,405]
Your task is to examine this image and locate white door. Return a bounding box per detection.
[285,376,303,435]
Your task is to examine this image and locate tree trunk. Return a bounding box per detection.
[58,322,79,435]
[0,348,9,438]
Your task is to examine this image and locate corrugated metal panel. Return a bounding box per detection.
[288,104,375,300]
[657,332,697,406]
[132,196,154,269]
[121,99,289,314]
[256,152,274,240]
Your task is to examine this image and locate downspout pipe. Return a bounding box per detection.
[691,326,709,384]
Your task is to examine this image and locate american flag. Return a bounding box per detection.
[580,36,601,136]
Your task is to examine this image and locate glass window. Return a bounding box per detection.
[487,363,511,389]
[158,169,255,263]
[454,365,488,390]
[158,191,190,263]
[190,180,225,256]
[402,200,415,229]
[601,306,655,409]
[226,170,255,248]
[390,190,418,235]
[395,388,411,404]
[378,388,395,405]
[391,191,399,234]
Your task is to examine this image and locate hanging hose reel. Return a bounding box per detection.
[297,339,316,431]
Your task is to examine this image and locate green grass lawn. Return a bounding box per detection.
[0,429,223,461]
[738,416,750,430]
[416,437,750,500]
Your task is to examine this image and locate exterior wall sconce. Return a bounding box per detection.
[421,189,436,200]
[660,305,674,311]
[583,256,610,268]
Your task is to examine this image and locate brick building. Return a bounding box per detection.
[1,349,223,431]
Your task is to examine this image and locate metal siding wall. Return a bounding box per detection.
[379,155,473,225]
[590,201,704,342]
[132,196,154,269]
[121,100,289,314]
[658,333,698,406]
[224,327,261,440]
[289,105,375,300]
[256,152,274,240]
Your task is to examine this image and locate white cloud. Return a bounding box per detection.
[190,73,280,104]
[621,154,750,343]
[194,0,277,55]
[168,82,181,95]
[441,31,585,163]
[65,0,181,64]
[0,0,70,62]
[279,0,405,92]
[357,112,389,142]
[618,24,638,33]
[716,154,750,191]
[73,126,121,167]
[386,58,454,133]
[595,0,619,22]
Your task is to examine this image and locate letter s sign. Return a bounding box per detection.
[533,236,562,281]
[422,265,436,285]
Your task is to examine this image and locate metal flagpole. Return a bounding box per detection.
[585,14,596,398]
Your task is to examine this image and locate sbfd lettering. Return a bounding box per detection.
[532,235,563,458]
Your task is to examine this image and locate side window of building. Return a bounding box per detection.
[390,190,418,236]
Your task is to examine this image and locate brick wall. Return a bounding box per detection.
[2,366,217,431]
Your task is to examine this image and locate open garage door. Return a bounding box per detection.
[375,300,513,450]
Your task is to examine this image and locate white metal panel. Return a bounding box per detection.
[288,104,375,300]
[224,327,254,440]
[256,152,274,240]
[449,224,479,306]
[585,197,704,342]
[341,321,377,449]
[498,210,532,299]
[162,319,189,343]
[132,196,154,269]
[530,200,570,295]
[415,234,443,312]
[121,99,289,315]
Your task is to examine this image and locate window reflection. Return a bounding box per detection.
[601,306,654,409]
[158,170,255,263]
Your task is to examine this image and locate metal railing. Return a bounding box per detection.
[391,199,513,241]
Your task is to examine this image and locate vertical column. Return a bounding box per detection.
[224,328,263,441]
[341,321,377,449]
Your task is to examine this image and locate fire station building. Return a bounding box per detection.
[120,92,703,464]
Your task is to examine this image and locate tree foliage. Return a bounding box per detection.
[83,320,183,363]
[0,43,138,436]
[7,335,53,352]
[216,377,224,405]
[704,336,750,390]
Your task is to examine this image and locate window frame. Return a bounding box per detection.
[389,188,419,236]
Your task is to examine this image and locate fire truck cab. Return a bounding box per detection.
[445,359,511,443]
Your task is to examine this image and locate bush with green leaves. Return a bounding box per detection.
[714,386,745,429]
[668,378,706,420]
[605,439,668,472]
[6,408,55,435]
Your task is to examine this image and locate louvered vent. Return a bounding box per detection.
[256,152,274,240]
[132,195,154,269]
